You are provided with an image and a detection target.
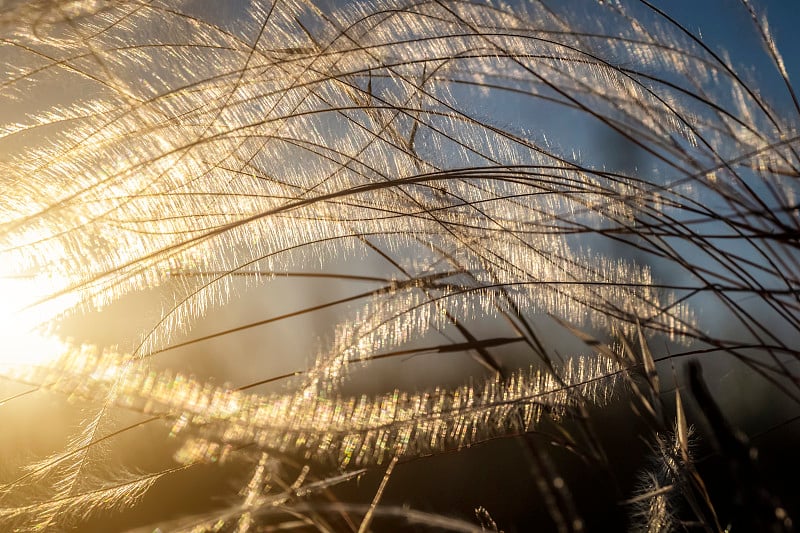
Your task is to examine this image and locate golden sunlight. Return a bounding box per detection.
[0,276,75,372]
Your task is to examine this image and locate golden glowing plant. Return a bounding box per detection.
[0,0,797,531]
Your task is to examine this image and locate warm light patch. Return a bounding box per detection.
[0,276,75,372]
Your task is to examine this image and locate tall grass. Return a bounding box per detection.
[0,0,797,531]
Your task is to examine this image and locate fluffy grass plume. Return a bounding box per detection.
[0,0,797,531]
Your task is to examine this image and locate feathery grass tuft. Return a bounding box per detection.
[0,0,798,530]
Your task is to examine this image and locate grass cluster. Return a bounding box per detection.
[0,0,797,531]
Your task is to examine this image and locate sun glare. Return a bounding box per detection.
[0,276,75,372]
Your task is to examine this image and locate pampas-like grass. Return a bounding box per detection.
[0,0,797,530]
